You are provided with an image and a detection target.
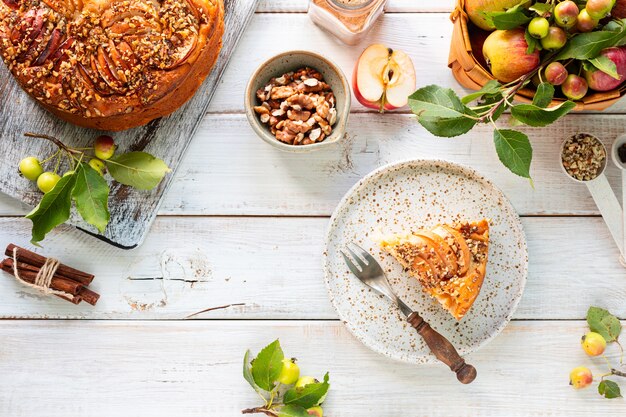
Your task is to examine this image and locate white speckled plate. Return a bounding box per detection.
[323,160,528,364]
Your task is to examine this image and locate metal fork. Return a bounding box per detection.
[341,242,477,384]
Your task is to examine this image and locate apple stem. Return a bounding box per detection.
[24,132,82,155]
[241,407,279,416]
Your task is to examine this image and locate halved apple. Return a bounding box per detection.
[353,44,416,112]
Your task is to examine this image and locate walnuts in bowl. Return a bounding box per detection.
[254,67,337,146]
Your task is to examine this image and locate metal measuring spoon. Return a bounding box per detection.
[611,134,626,266]
[561,134,624,263]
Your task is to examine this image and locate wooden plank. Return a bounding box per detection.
[0,216,623,320]
[0,0,259,249]
[0,320,624,417]
[214,12,626,113]
[2,113,620,217]
[257,0,456,13]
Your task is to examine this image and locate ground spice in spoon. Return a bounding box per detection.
[561,134,606,181]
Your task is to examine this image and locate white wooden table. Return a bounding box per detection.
[1,1,625,415]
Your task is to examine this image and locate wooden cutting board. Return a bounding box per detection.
[0,0,258,249]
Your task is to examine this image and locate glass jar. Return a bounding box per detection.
[308,0,387,45]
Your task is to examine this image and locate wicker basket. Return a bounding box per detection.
[448,0,623,110]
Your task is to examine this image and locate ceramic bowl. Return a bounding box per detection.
[244,51,351,153]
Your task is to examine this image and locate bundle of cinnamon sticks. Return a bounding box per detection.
[0,244,99,305]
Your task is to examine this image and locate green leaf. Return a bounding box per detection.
[524,28,541,54]
[278,405,311,417]
[461,80,502,104]
[529,2,551,16]
[587,306,622,342]
[72,163,110,233]
[510,101,575,127]
[486,4,532,30]
[251,340,284,392]
[555,21,626,60]
[106,152,171,190]
[408,85,477,137]
[26,174,78,244]
[532,83,555,108]
[243,350,265,396]
[588,55,620,80]
[284,373,330,408]
[493,129,533,179]
[598,380,622,399]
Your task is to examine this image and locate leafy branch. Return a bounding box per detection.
[243,340,329,417]
[573,307,625,399]
[409,8,626,180]
[21,133,170,244]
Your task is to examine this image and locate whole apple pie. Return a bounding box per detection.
[0,0,224,131]
[379,220,490,320]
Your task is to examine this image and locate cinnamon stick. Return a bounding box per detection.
[0,259,84,295]
[77,287,100,306]
[0,260,82,305]
[5,244,94,285]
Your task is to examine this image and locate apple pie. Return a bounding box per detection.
[379,220,490,320]
[0,0,224,130]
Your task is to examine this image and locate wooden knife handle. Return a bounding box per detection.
[407,312,477,384]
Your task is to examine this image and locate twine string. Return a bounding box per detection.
[11,247,75,300]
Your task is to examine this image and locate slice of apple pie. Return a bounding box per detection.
[379,220,490,320]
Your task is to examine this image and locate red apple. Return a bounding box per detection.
[483,28,540,83]
[613,0,626,18]
[584,46,626,91]
[353,44,416,112]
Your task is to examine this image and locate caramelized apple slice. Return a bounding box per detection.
[116,41,140,69]
[94,48,127,93]
[49,36,74,69]
[100,2,157,28]
[441,225,471,276]
[410,235,447,280]
[2,0,20,10]
[415,230,458,277]
[78,62,114,96]
[33,27,63,66]
[42,0,74,17]
[106,40,129,83]
[163,32,198,69]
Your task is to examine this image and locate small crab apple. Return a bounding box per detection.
[541,26,567,50]
[295,376,318,389]
[562,74,588,100]
[277,358,300,385]
[554,1,579,29]
[353,44,416,111]
[528,17,550,39]
[93,135,116,160]
[569,366,593,389]
[586,0,616,20]
[37,172,61,194]
[581,332,607,356]
[19,156,44,181]
[576,9,598,33]
[307,406,323,417]
[89,158,106,176]
[545,62,569,86]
